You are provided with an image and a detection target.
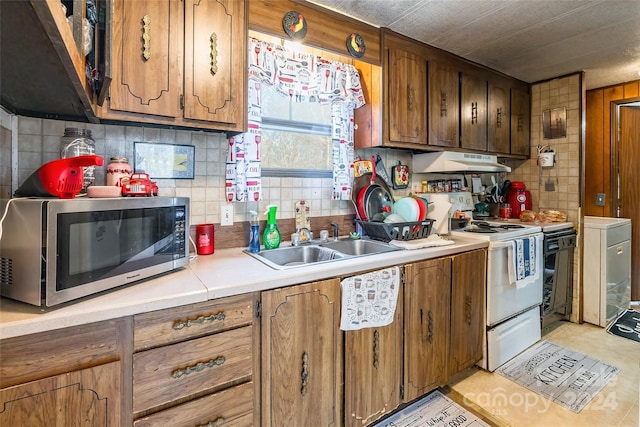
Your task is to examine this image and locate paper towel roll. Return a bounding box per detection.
[427,200,452,235]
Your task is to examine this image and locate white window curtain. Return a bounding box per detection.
[226,37,366,202]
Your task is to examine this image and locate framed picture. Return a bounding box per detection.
[133,142,195,179]
[542,107,567,139]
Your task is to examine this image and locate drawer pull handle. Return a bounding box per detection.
[142,15,151,60]
[373,329,380,369]
[171,356,226,379]
[172,311,226,330]
[199,417,225,427]
[301,352,309,397]
[210,32,218,75]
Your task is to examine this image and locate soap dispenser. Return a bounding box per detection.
[248,210,261,253]
[263,205,281,249]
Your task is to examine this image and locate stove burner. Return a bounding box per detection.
[464,228,498,233]
[472,221,525,230]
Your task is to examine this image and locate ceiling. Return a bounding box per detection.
[307,0,640,90]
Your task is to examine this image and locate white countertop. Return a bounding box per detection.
[0,237,487,339]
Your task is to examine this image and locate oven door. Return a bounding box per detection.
[486,233,544,326]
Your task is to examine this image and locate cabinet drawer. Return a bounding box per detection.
[134,381,254,427]
[133,326,253,414]
[134,293,255,351]
[0,319,125,388]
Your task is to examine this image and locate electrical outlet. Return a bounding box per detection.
[595,193,606,207]
[221,205,233,226]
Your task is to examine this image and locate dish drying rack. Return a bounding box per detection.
[356,219,434,242]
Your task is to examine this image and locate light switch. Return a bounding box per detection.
[221,205,234,226]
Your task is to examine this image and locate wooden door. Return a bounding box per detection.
[0,362,120,426]
[110,0,183,117]
[449,249,486,377]
[428,61,459,148]
[460,72,487,151]
[183,0,246,130]
[403,258,451,402]
[488,79,510,154]
[618,106,640,300]
[344,285,403,426]
[387,48,427,144]
[511,88,531,156]
[261,279,343,427]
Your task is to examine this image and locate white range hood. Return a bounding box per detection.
[412,151,511,173]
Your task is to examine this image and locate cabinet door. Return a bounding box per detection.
[460,72,487,151]
[387,48,427,144]
[261,279,343,427]
[428,61,459,147]
[403,258,451,402]
[488,79,510,154]
[449,250,486,377]
[0,362,120,426]
[344,288,403,426]
[511,88,531,156]
[110,0,183,117]
[183,0,246,130]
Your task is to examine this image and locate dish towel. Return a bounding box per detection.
[389,234,455,249]
[340,266,400,331]
[508,236,538,288]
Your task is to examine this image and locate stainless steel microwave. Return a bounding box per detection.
[0,197,189,307]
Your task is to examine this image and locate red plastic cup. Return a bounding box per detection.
[196,224,214,255]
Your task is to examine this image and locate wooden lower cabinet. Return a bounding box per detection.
[0,318,129,426]
[449,250,486,377]
[0,362,121,426]
[132,294,259,425]
[344,285,403,426]
[403,258,452,402]
[261,279,343,427]
[403,249,487,403]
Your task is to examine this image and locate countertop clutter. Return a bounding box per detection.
[0,237,487,339]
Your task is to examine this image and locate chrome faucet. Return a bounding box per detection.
[330,222,339,240]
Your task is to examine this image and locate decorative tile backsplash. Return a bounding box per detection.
[0,111,412,226]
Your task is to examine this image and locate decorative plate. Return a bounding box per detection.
[347,33,366,58]
[283,10,307,40]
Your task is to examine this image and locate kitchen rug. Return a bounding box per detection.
[371,389,491,427]
[606,309,640,343]
[496,340,619,413]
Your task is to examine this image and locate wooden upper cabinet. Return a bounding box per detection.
[183,0,246,127]
[488,78,510,154]
[110,0,183,117]
[386,47,428,145]
[428,61,459,148]
[511,88,531,156]
[104,0,247,132]
[460,71,488,151]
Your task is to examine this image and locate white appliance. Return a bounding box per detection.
[583,216,632,327]
[450,218,543,371]
[412,151,511,173]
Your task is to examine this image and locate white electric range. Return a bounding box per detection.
[450,218,544,371]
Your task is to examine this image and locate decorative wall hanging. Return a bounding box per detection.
[542,107,567,139]
[134,142,195,179]
[346,33,366,58]
[282,10,307,40]
[225,37,366,202]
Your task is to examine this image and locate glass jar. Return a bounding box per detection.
[60,127,95,191]
[106,157,132,187]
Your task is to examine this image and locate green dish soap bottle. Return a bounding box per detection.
[263,205,281,249]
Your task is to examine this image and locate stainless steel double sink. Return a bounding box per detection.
[245,238,401,270]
